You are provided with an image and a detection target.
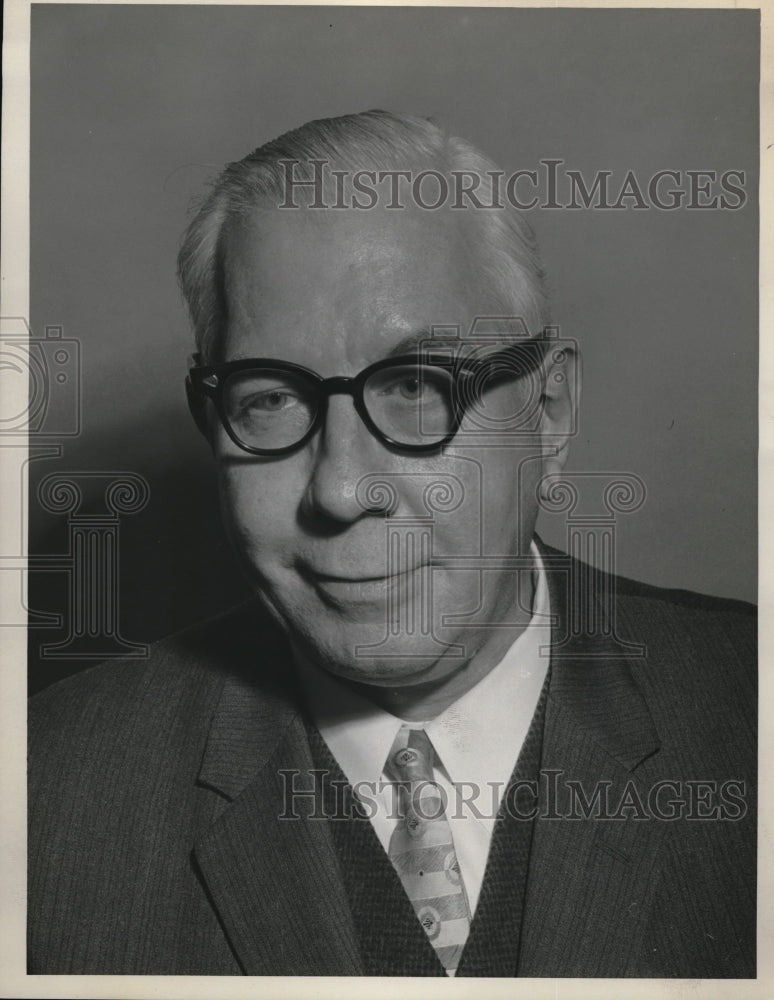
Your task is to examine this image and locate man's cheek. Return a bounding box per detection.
[218,475,287,555]
[220,466,282,514]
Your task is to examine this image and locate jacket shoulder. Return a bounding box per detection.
[538,540,756,735]
[608,567,756,769]
[540,538,755,618]
[612,571,756,618]
[612,570,757,674]
[28,600,287,767]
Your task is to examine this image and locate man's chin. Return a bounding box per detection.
[288,620,464,687]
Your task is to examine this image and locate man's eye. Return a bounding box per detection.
[395,377,422,400]
[240,389,299,413]
[378,374,438,401]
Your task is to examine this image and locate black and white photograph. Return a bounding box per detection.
[1,1,766,993]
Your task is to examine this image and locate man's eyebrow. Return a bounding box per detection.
[385,330,461,358]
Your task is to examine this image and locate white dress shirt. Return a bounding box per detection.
[295,541,551,919]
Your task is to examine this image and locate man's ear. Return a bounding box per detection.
[538,344,581,485]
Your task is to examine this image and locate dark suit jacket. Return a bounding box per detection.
[28,543,757,976]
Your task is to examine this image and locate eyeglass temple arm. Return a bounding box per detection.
[185,374,211,439]
[461,339,548,386]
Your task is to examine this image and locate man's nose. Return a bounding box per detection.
[303,394,394,523]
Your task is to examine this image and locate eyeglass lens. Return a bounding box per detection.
[222,364,457,450]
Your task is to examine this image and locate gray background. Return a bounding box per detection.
[28,5,758,693]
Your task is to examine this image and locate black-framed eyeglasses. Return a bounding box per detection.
[185,338,547,456]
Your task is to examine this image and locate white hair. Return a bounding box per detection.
[178,109,550,361]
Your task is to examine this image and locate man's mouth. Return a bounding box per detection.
[298,563,428,604]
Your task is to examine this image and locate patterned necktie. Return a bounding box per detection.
[386,725,471,973]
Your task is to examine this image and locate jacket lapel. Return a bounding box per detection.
[519,543,668,975]
[192,627,364,975]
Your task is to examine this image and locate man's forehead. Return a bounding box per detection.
[221,202,488,326]
[221,232,495,371]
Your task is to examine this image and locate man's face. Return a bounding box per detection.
[214,201,549,688]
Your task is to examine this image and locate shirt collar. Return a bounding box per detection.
[427,549,550,796]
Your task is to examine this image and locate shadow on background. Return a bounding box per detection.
[27,412,252,696]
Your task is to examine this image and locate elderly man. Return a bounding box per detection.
[28,110,756,977]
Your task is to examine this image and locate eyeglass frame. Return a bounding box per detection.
[185,337,549,457]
